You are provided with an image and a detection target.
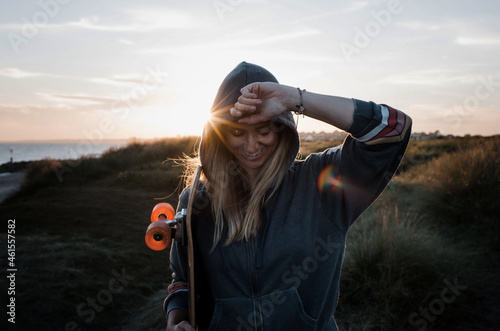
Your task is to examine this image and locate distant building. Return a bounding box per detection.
[299,131,348,141]
[411,130,446,140]
[300,130,456,141]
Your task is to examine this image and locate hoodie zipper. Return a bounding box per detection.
[255,208,269,269]
[248,240,263,331]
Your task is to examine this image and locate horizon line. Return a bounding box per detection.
[0,132,498,144]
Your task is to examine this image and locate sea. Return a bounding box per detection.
[0,140,130,165]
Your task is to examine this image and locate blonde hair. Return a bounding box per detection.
[184,116,294,247]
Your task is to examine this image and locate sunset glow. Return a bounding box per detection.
[1,0,499,142]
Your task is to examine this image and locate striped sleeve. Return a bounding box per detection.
[163,281,189,315]
[347,99,412,145]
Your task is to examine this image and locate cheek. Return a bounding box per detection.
[260,133,280,156]
[264,132,279,148]
[223,134,242,152]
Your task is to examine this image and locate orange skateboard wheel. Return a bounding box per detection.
[151,202,175,223]
[145,221,172,251]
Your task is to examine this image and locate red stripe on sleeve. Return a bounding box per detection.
[371,105,398,141]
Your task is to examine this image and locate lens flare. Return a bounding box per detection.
[317,165,341,193]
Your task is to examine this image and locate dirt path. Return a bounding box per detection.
[0,172,25,203]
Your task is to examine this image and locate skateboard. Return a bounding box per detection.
[145,165,201,328]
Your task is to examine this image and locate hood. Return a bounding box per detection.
[202,61,300,170]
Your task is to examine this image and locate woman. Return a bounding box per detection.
[165,62,412,331]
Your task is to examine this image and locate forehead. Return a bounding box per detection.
[221,121,272,131]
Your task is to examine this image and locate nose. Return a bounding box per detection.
[245,132,260,152]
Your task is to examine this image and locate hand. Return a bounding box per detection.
[166,320,195,331]
[166,309,195,331]
[230,82,296,124]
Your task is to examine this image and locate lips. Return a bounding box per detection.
[241,148,264,159]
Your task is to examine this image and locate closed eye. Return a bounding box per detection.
[257,127,271,136]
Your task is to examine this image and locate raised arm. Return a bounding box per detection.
[230,82,354,130]
[231,81,412,229]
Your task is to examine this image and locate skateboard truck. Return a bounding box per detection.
[145,203,188,251]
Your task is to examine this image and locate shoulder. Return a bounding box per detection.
[296,146,343,167]
[285,146,342,181]
[179,181,210,211]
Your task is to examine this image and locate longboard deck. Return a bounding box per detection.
[186,165,202,328]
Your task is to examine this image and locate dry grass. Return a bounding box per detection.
[0,135,498,330]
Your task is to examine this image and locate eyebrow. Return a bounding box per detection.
[256,123,271,129]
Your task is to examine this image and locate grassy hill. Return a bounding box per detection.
[0,135,498,330]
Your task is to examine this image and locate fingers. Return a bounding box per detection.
[230,97,261,118]
[238,94,261,105]
[229,82,281,121]
[175,320,195,331]
[229,106,271,124]
[240,89,258,99]
[240,82,259,98]
[236,101,258,112]
[238,83,261,108]
[229,106,243,117]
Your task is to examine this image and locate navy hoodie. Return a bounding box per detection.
[164,62,412,331]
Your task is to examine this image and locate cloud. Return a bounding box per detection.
[88,70,170,87]
[242,28,322,47]
[455,36,500,46]
[0,88,161,115]
[63,17,137,32]
[0,67,69,79]
[139,27,321,54]
[89,76,146,87]
[343,1,371,12]
[396,19,500,47]
[0,67,168,91]
[0,7,200,34]
[36,92,114,106]
[118,39,134,45]
[382,70,477,86]
[395,20,443,31]
[0,102,71,114]
[0,68,43,79]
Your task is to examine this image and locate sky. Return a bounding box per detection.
[0,0,499,142]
